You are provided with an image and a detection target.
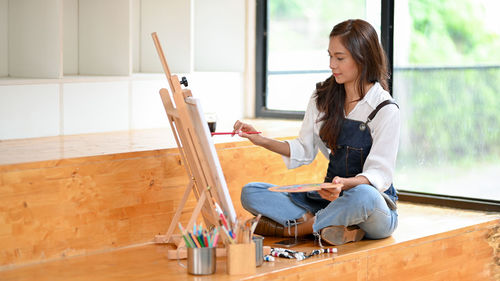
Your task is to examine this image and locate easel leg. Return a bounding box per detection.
[154,179,194,244]
[154,184,215,248]
[185,189,208,232]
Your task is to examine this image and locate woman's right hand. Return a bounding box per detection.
[233,120,262,145]
[233,120,290,157]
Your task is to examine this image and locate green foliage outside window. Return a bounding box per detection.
[409,0,500,65]
[265,0,500,198]
[396,68,500,166]
[268,0,365,51]
[397,0,500,168]
[267,0,500,182]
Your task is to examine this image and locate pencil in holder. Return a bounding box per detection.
[226,242,256,275]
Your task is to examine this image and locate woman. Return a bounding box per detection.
[233,19,399,245]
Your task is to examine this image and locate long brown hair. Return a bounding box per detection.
[315,19,389,151]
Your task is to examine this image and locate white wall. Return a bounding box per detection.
[0,0,7,77]
[189,72,245,131]
[131,78,170,129]
[0,0,251,140]
[0,84,60,139]
[63,81,130,134]
[0,74,246,140]
[244,0,256,118]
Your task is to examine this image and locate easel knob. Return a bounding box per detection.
[180,76,189,87]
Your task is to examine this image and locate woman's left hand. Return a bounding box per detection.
[318,177,344,201]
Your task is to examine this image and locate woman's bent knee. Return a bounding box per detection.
[242,182,274,192]
[347,184,378,196]
[241,182,274,211]
[342,184,379,206]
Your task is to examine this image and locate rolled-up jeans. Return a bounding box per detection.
[240,182,398,239]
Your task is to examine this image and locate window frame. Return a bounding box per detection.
[255,0,395,119]
[255,0,500,211]
[255,0,305,119]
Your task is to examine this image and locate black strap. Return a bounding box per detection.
[366,99,399,123]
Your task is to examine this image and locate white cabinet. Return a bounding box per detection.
[3,0,194,78]
[63,0,79,75]
[79,0,131,75]
[194,0,245,72]
[0,0,248,140]
[8,0,63,78]
[1,0,246,78]
[0,0,8,77]
[140,0,192,73]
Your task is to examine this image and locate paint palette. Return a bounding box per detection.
[268,183,342,193]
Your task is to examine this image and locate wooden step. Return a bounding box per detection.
[0,129,498,280]
[0,203,497,280]
[0,130,325,267]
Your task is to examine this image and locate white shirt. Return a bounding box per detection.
[282,82,400,192]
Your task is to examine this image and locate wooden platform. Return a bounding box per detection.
[0,129,499,280]
[0,204,497,281]
[0,127,321,267]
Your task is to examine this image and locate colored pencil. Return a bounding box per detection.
[221,225,235,244]
[197,234,205,247]
[213,232,219,246]
[189,232,201,248]
[211,228,218,246]
[178,223,195,248]
[203,232,210,247]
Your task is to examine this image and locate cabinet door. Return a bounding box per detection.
[79,0,131,76]
[8,0,63,78]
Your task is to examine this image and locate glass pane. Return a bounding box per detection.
[267,0,381,111]
[393,0,500,201]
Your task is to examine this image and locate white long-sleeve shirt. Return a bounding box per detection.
[282,82,400,192]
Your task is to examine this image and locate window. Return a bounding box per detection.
[256,0,382,118]
[256,0,500,207]
[393,0,500,201]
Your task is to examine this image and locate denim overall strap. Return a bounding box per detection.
[290,100,398,214]
[366,99,399,124]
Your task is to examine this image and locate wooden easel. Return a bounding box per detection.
[151,33,235,257]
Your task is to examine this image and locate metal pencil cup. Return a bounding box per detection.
[178,247,216,275]
[252,235,264,267]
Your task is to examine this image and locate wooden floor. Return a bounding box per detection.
[0,128,499,280]
[0,202,497,281]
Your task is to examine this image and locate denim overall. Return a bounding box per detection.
[289,100,399,215]
[240,100,399,239]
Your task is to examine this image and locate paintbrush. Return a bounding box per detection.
[249,214,261,239]
[211,131,262,136]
